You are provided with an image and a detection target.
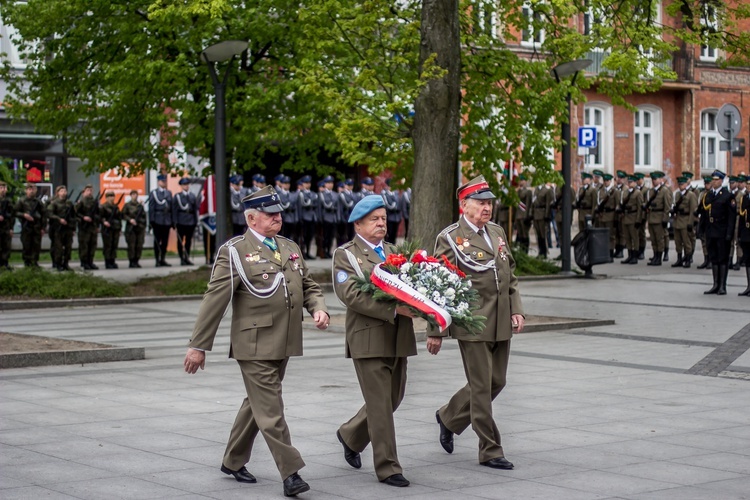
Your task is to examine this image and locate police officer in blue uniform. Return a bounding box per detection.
[230,175,247,237]
[319,175,339,258]
[173,178,199,266]
[298,175,318,259]
[148,174,173,267]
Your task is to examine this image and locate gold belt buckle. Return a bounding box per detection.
[709,217,714,223]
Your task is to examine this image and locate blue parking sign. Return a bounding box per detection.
[578,127,597,148]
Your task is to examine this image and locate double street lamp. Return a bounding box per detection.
[550,59,592,274]
[202,40,249,250]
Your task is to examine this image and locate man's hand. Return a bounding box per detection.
[313,310,330,330]
[395,306,415,318]
[426,336,442,355]
[23,213,33,221]
[184,348,205,374]
[130,219,137,226]
[103,221,110,227]
[511,314,525,333]
[83,216,92,222]
[60,219,67,226]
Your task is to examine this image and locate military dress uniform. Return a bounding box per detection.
[338,181,356,243]
[515,183,532,251]
[492,198,510,233]
[700,170,737,295]
[279,179,299,241]
[75,191,99,270]
[319,178,339,256]
[122,195,146,268]
[382,183,402,244]
[530,184,552,258]
[298,180,318,259]
[428,176,524,470]
[15,189,47,267]
[595,178,618,256]
[187,186,327,494]
[575,179,597,232]
[736,183,750,296]
[0,183,13,270]
[47,191,76,271]
[644,173,671,265]
[618,178,643,264]
[696,178,713,268]
[148,182,173,266]
[99,195,122,269]
[173,182,199,265]
[332,196,416,486]
[671,180,698,268]
[230,185,246,237]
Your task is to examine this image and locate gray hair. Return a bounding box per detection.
[244,207,259,220]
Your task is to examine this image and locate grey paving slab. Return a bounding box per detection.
[44,476,190,499]
[0,486,82,499]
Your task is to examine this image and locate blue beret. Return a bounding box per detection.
[348,194,385,223]
[361,177,374,185]
[345,178,354,186]
[156,174,167,181]
[300,175,311,183]
[242,186,283,213]
[711,169,726,180]
[178,178,190,185]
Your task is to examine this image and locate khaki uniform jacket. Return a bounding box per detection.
[672,190,698,230]
[596,186,618,223]
[531,186,553,221]
[619,188,643,224]
[47,198,76,230]
[189,233,327,360]
[646,186,672,224]
[576,185,597,222]
[429,218,524,342]
[332,236,417,359]
[515,187,532,221]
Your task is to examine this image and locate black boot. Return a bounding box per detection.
[697,254,710,269]
[129,259,137,269]
[134,259,142,268]
[629,250,639,264]
[717,264,728,295]
[111,260,118,269]
[638,247,645,260]
[740,266,750,296]
[731,258,741,271]
[620,250,632,265]
[683,253,693,268]
[704,265,720,294]
[647,253,661,266]
[89,260,99,270]
[671,253,683,268]
[614,245,624,259]
[663,250,669,262]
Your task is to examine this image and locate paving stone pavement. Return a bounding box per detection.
[1,248,750,499]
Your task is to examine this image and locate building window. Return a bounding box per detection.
[700,4,719,62]
[634,106,662,172]
[701,109,725,172]
[583,103,613,172]
[471,1,499,39]
[521,2,544,47]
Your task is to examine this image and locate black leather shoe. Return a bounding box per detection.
[481,457,514,470]
[336,430,361,469]
[283,472,310,497]
[220,464,257,483]
[380,473,410,487]
[160,260,172,267]
[435,411,454,454]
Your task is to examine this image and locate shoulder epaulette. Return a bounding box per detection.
[438,222,460,238]
[221,235,245,249]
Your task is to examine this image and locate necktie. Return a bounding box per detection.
[374,246,386,261]
[263,237,278,251]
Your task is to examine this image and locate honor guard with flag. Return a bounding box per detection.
[427,175,525,471]
[184,185,329,497]
[332,194,416,488]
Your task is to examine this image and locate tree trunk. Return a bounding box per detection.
[411,0,461,251]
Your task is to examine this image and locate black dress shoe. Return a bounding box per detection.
[380,473,410,487]
[220,464,257,483]
[283,472,310,497]
[160,260,172,267]
[436,411,454,454]
[336,430,361,468]
[480,457,514,470]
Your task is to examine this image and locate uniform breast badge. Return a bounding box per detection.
[274,251,282,261]
[246,253,260,262]
[498,236,508,261]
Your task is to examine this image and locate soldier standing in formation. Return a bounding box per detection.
[230,175,246,237]
[730,175,746,270]
[99,191,122,269]
[737,174,750,296]
[700,170,736,295]
[696,176,713,269]
[298,175,318,259]
[0,180,12,270]
[338,179,356,244]
[400,186,412,238]
[644,171,671,266]
[595,173,618,258]
[382,178,402,244]
[619,175,643,264]
[635,173,648,259]
[76,184,99,270]
[15,183,46,268]
[149,174,173,267]
[513,175,532,251]
[530,180,552,258]
[682,171,699,264]
[47,185,75,271]
[173,178,199,266]
[671,176,698,268]
[319,176,338,257]
[122,189,146,268]
[613,170,628,258]
[575,172,596,232]
[279,175,298,241]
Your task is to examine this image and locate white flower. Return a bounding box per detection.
[445,288,455,299]
[417,286,428,295]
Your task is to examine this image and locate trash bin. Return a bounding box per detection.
[587,227,612,266]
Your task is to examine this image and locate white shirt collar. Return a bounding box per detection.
[356,234,383,251]
[248,227,271,244]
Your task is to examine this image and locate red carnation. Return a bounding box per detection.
[385,254,407,268]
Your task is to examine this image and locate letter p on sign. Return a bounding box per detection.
[578,127,597,148]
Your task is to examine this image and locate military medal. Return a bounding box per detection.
[456,236,464,245]
[262,273,269,280]
[293,262,300,271]
[357,258,363,264]
[274,251,281,261]
[477,252,484,258]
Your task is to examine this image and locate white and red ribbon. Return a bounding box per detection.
[370,263,453,331]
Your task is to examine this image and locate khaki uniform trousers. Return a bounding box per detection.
[649,222,665,253]
[437,340,511,463]
[673,227,693,256]
[223,358,305,480]
[623,223,639,251]
[338,356,407,481]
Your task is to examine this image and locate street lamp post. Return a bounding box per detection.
[551,59,592,274]
[202,40,248,251]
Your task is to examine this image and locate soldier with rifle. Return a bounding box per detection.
[644,171,671,266]
[172,178,199,266]
[47,185,76,271]
[122,190,146,268]
[595,173,618,258]
[100,191,123,269]
[0,180,15,270]
[575,172,596,232]
[75,184,100,270]
[670,176,698,268]
[15,182,47,267]
[619,175,643,264]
